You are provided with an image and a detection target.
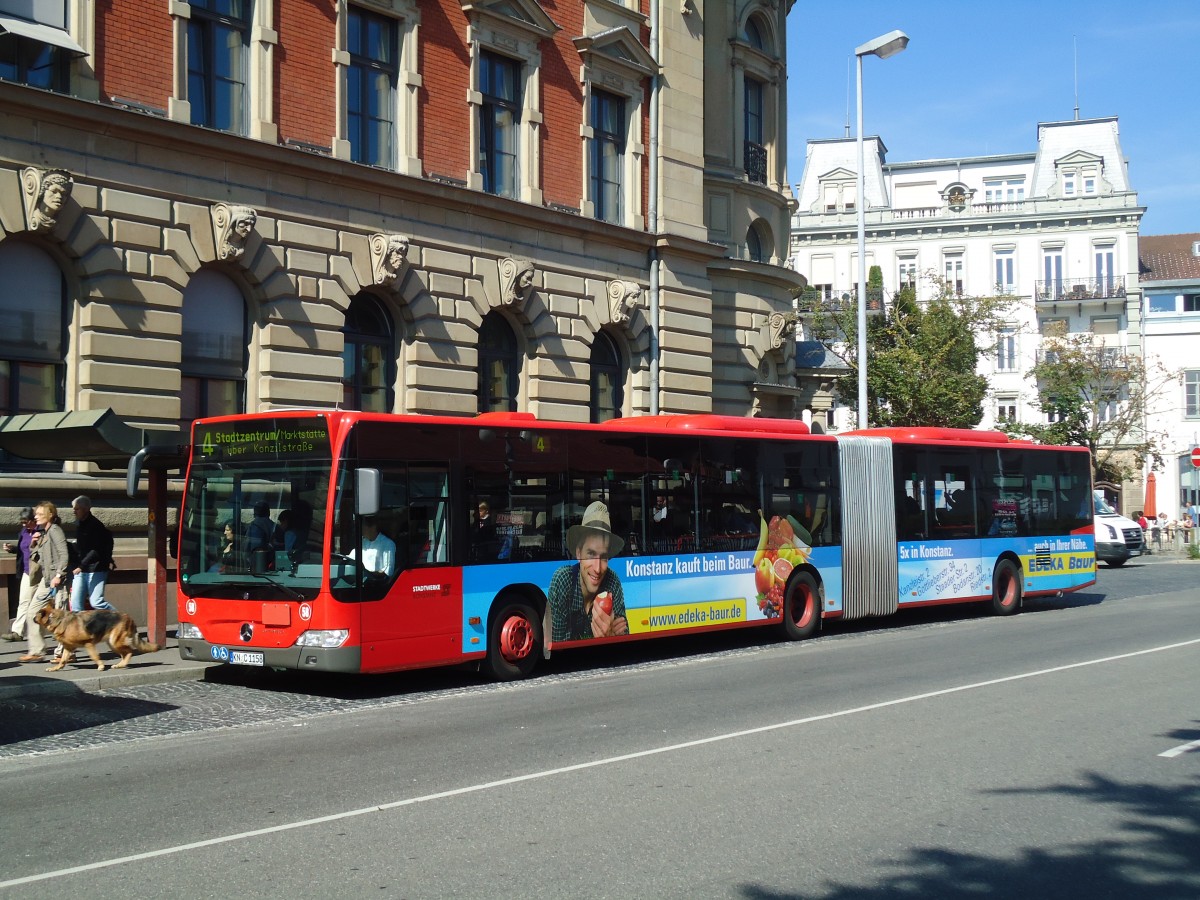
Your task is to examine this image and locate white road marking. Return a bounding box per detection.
[1159,738,1200,758]
[3,636,1199,888]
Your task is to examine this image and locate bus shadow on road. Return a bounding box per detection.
[196,590,1118,702]
[1022,589,1107,611]
[737,762,1200,899]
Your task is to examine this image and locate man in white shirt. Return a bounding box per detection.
[350,516,396,577]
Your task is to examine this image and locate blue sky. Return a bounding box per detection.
[785,1,1200,236]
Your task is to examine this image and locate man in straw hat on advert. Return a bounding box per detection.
[547,501,628,641]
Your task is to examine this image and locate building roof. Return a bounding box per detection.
[1139,233,1200,283]
[1030,117,1130,196]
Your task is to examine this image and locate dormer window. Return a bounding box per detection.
[817,169,857,213]
[1054,151,1104,199]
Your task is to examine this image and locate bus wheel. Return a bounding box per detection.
[487,601,541,680]
[782,571,821,640]
[991,559,1023,616]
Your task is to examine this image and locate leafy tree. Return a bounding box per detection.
[1000,326,1176,482]
[802,276,1012,428]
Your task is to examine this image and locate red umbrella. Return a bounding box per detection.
[1143,472,1157,520]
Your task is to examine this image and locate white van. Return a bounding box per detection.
[1093,490,1144,567]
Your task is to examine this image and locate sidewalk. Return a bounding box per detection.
[0,630,215,701]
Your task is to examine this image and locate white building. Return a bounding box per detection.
[1140,234,1200,521]
[789,116,1145,444]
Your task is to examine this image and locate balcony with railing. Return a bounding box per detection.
[1035,346,1129,369]
[795,287,884,314]
[744,142,767,185]
[793,192,1142,229]
[1035,277,1126,305]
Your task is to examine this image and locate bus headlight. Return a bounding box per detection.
[294,630,350,648]
[178,622,204,640]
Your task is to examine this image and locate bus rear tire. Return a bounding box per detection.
[782,571,821,640]
[991,558,1022,616]
[486,600,541,680]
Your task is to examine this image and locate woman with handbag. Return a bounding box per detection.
[19,502,70,663]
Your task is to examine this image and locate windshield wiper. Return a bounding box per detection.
[244,572,305,599]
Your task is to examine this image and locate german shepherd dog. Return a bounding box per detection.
[33,606,161,672]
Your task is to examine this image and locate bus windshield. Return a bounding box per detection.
[178,417,332,600]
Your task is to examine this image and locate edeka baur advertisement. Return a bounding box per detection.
[896,534,1095,605]
[459,545,843,654]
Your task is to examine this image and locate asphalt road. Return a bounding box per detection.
[1,561,1197,898]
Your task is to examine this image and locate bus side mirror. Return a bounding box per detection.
[356,468,381,517]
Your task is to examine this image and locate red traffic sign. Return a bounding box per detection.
[1193,447,1200,469]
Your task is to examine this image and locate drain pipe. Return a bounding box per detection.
[648,0,661,415]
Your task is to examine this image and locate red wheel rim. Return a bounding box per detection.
[792,584,814,629]
[998,570,1017,607]
[499,614,534,662]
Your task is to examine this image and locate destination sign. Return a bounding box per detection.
[193,417,330,460]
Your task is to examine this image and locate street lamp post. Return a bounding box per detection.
[855,29,909,430]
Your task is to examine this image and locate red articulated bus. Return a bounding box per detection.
[174,411,1096,679]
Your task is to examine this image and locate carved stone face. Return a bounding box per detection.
[518,267,534,290]
[387,237,409,270]
[41,179,68,213]
[232,212,256,241]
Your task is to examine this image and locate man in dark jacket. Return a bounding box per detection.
[70,495,115,612]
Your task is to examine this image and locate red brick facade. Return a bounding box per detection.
[91,0,643,217]
[95,0,173,108]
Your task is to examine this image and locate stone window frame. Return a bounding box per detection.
[942,248,964,295]
[816,168,856,213]
[574,24,653,229]
[332,0,422,176]
[1054,151,1105,199]
[730,8,783,191]
[462,0,559,205]
[342,291,398,413]
[995,395,1019,424]
[995,324,1019,374]
[180,268,249,432]
[168,0,278,142]
[1185,370,1200,419]
[992,245,1016,294]
[478,309,522,413]
[0,239,69,471]
[589,328,626,423]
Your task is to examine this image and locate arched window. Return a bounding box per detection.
[343,293,395,412]
[590,330,623,423]
[747,220,772,263]
[0,240,66,467]
[181,269,246,432]
[744,15,772,53]
[478,312,519,413]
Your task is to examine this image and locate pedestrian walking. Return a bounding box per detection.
[69,495,115,612]
[20,502,70,663]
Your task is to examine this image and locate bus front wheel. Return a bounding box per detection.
[991,559,1023,616]
[782,571,821,640]
[486,601,542,680]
